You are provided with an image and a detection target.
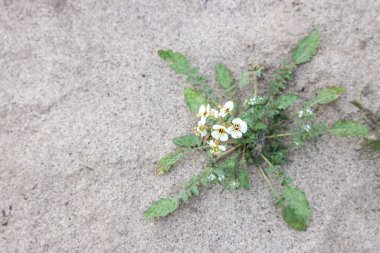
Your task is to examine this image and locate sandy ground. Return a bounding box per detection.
[1,0,380,252]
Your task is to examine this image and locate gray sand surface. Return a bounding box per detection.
[1,1,379,252]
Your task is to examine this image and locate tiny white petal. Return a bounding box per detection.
[240,121,248,133]
[211,131,220,139]
[219,145,226,151]
[220,133,229,142]
[231,131,242,139]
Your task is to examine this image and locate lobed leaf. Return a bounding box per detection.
[239,72,250,89]
[310,86,346,106]
[184,87,210,112]
[144,198,180,219]
[281,187,312,231]
[172,134,201,147]
[158,50,190,74]
[274,94,299,110]
[292,27,320,65]
[329,120,369,137]
[215,63,234,90]
[239,169,251,190]
[156,151,184,175]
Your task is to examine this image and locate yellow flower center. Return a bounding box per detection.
[218,128,225,134]
[233,124,240,131]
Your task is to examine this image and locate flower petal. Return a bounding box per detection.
[220,133,229,142]
[198,105,205,115]
[231,131,242,139]
[211,131,220,139]
[227,126,234,134]
[213,124,222,130]
[225,101,234,110]
[240,121,248,133]
[219,145,226,151]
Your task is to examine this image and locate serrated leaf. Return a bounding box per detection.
[239,72,250,89]
[252,122,267,131]
[310,86,346,106]
[275,94,299,110]
[239,170,251,190]
[158,50,190,74]
[156,151,184,175]
[292,27,320,65]
[190,185,200,196]
[172,134,201,147]
[216,63,233,90]
[180,190,189,204]
[329,120,369,137]
[184,87,210,112]
[281,187,312,231]
[144,198,180,219]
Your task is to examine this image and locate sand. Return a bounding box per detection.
[1,1,379,252]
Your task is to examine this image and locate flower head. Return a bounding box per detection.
[197,104,210,120]
[194,117,207,137]
[304,124,311,132]
[306,108,313,115]
[208,139,226,155]
[219,101,233,117]
[211,125,229,141]
[298,110,304,118]
[227,118,247,138]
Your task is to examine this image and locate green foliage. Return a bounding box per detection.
[239,72,250,89]
[156,150,184,175]
[173,134,201,147]
[216,63,233,90]
[281,187,312,231]
[158,50,190,74]
[310,86,346,106]
[149,27,368,232]
[292,27,320,65]
[274,94,299,110]
[330,120,369,137]
[144,198,180,219]
[184,87,211,112]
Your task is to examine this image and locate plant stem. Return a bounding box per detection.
[260,153,274,168]
[271,111,299,128]
[252,73,258,97]
[257,164,276,194]
[216,144,242,162]
[265,133,292,139]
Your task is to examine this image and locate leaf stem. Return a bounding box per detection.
[252,73,258,97]
[265,133,292,139]
[260,153,274,168]
[257,164,276,194]
[216,144,242,162]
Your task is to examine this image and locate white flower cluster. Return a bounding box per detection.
[194,101,248,155]
[298,108,313,118]
[246,96,265,106]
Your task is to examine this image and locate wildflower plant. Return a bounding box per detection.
[144,28,369,231]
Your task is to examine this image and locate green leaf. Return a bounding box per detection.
[292,27,320,65]
[180,190,189,204]
[184,87,210,112]
[239,169,251,190]
[310,86,346,106]
[172,134,201,147]
[281,187,312,231]
[329,120,369,137]
[239,72,250,89]
[144,198,180,219]
[216,63,233,90]
[158,50,190,74]
[190,185,200,196]
[274,94,299,110]
[156,150,184,175]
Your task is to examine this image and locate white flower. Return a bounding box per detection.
[219,101,234,117]
[306,108,313,115]
[208,174,216,181]
[298,110,304,118]
[246,96,264,106]
[194,117,207,137]
[211,125,229,141]
[208,139,226,155]
[230,181,237,188]
[197,104,210,120]
[227,118,248,139]
[218,175,225,181]
[294,141,300,146]
[304,125,311,132]
[209,108,219,118]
